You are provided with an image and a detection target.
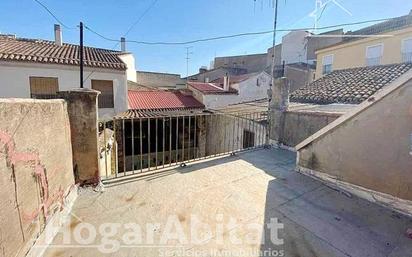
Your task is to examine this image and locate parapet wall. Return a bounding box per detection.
[297,76,412,207]
[0,99,76,257]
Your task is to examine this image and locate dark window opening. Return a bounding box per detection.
[243,130,255,148]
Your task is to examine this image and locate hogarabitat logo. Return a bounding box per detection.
[37,213,285,254]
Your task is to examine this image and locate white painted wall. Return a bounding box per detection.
[0,61,128,119]
[281,31,311,64]
[193,72,271,109]
[118,53,137,83]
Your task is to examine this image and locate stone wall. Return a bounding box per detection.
[0,99,76,257]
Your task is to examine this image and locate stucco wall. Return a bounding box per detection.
[281,111,340,147]
[118,53,137,83]
[0,61,128,119]
[191,72,271,110]
[0,99,75,257]
[205,114,267,155]
[297,78,412,201]
[281,31,310,64]
[136,71,185,89]
[284,66,315,92]
[315,27,412,79]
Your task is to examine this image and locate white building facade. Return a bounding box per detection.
[0,27,136,120]
[188,71,271,109]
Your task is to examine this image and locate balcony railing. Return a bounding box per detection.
[98,112,268,181]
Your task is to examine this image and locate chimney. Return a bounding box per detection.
[121,37,126,52]
[54,24,62,46]
[199,66,208,74]
[223,74,230,91]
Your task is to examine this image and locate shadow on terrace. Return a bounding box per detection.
[42,148,412,257]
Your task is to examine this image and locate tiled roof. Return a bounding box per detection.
[187,82,238,95]
[128,90,204,110]
[290,63,412,105]
[0,37,127,70]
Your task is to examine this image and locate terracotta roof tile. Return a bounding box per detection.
[290,63,412,105]
[187,82,238,95]
[128,90,204,110]
[0,37,127,70]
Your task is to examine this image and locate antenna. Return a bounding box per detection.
[185,46,194,77]
[309,0,352,33]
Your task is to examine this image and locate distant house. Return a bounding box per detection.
[187,71,271,109]
[135,71,186,90]
[315,10,412,79]
[0,25,136,119]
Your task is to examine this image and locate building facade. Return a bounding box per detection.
[315,11,412,79]
[0,25,136,119]
[135,71,186,90]
[188,71,271,109]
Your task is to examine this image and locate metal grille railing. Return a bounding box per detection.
[98,112,268,181]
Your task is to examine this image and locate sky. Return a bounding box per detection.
[0,0,411,76]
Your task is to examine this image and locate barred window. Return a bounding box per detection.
[29,77,59,99]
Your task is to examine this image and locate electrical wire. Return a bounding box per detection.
[112,0,160,49]
[85,17,394,46]
[32,0,77,30]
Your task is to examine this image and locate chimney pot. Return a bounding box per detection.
[54,24,62,46]
[121,37,126,52]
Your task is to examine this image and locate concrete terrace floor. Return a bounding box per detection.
[43,149,412,257]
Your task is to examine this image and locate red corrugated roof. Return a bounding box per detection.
[128,90,204,110]
[187,82,238,95]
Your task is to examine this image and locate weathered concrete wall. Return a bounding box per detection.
[0,99,75,257]
[205,114,267,155]
[136,71,185,89]
[297,78,412,201]
[59,89,100,184]
[284,66,315,92]
[213,53,268,73]
[281,111,340,147]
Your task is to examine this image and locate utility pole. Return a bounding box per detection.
[80,22,84,88]
[185,46,193,78]
[270,0,279,85]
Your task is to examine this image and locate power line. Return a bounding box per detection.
[32,0,76,30]
[85,17,393,46]
[112,0,160,49]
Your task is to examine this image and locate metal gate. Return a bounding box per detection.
[98,111,268,182]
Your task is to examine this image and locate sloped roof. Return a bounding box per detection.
[128,90,204,110]
[211,72,259,85]
[290,63,412,105]
[0,36,127,70]
[187,82,238,95]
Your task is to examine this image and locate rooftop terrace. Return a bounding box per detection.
[42,149,412,257]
